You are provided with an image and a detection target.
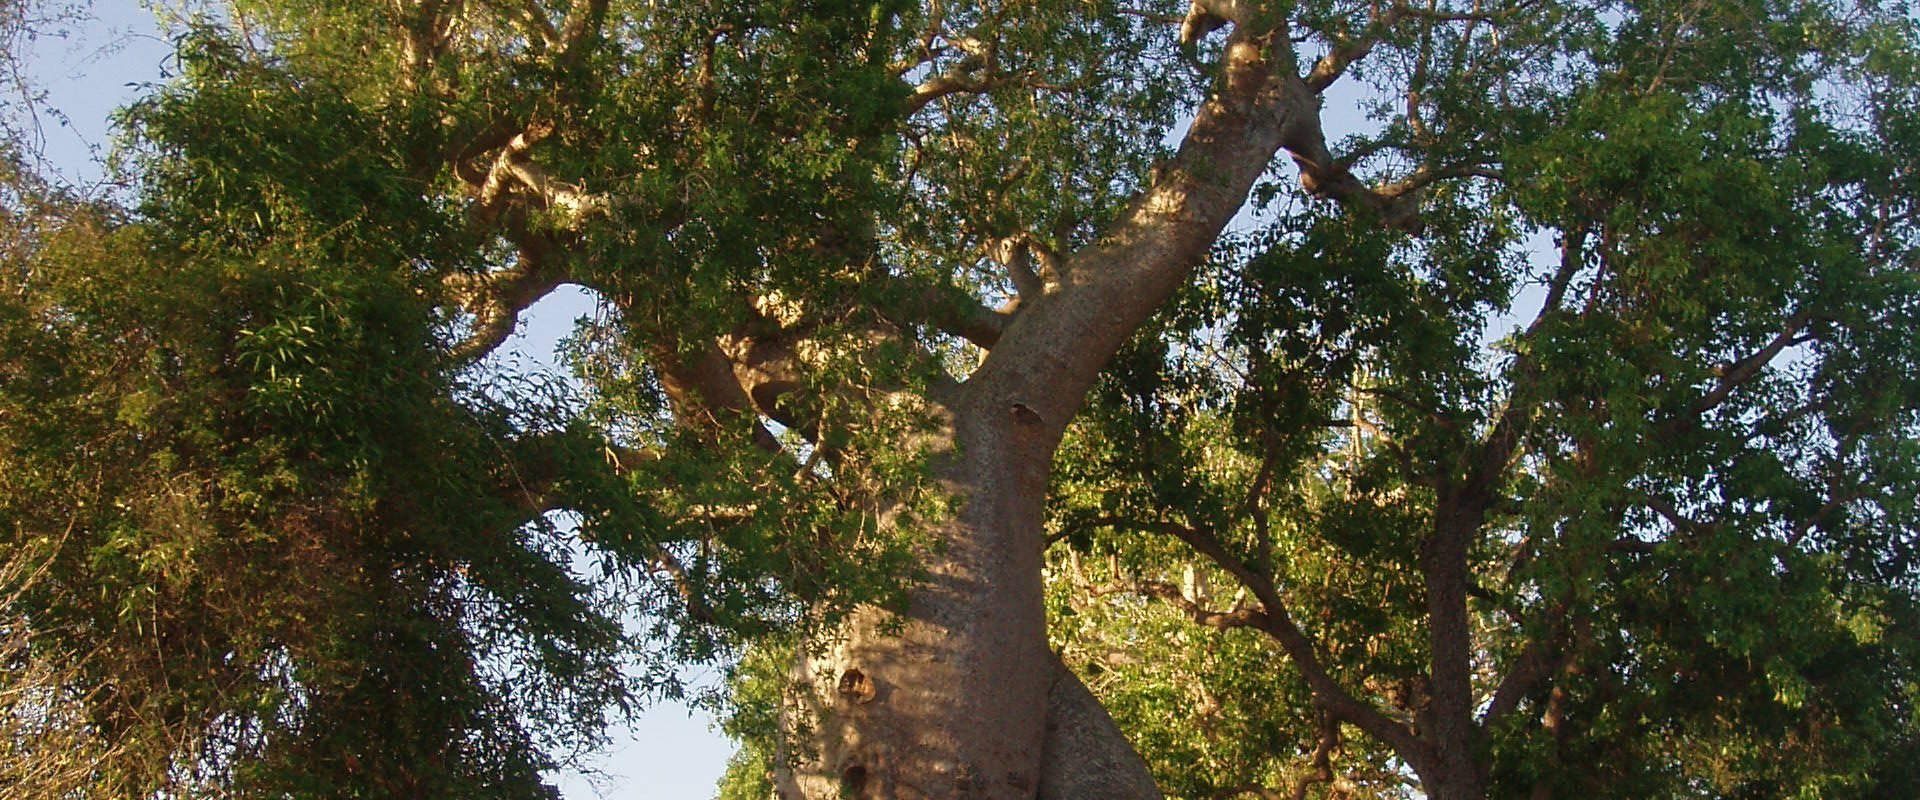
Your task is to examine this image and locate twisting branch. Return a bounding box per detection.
[464,119,616,229]
[986,233,1064,299]
[907,67,1011,115]
[443,240,568,364]
[474,120,555,215]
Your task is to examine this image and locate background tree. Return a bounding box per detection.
[1,1,1917,799]
[1046,1,1920,796]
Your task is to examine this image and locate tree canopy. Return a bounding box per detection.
[3,0,1919,798]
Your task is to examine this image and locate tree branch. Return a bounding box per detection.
[1480,638,1551,727]
[987,233,1061,299]
[648,338,786,455]
[443,243,568,364]
[1086,515,1432,767]
[1098,579,1269,630]
[557,0,610,60]
[1688,309,1814,417]
[1289,713,1341,800]
[871,271,1010,349]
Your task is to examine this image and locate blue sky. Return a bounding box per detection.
[19,3,734,796]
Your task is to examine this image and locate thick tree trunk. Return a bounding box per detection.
[1037,657,1163,800]
[777,388,1060,799]
[776,358,1168,800]
[1409,497,1491,800]
[1419,760,1487,800]
[777,27,1317,800]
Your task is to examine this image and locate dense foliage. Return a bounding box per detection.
[3,0,1918,797]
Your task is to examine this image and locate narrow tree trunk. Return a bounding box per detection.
[1416,502,1488,800]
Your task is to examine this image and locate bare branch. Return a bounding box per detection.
[1305,8,1390,93]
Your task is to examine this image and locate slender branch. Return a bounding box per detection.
[1480,638,1550,726]
[1688,309,1814,417]
[1639,493,1708,536]
[1289,713,1341,800]
[487,429,658,519]
[1085,515,1432,767]
[1098,580,1269,630]
[651,546,717,625]
[1461,221,1589,520]
[1374,163,1505,198]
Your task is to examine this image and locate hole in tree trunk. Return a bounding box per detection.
[837,668,876,704]
[840,764,869,797]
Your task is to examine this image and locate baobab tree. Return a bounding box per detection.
[3,1,1917,799]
